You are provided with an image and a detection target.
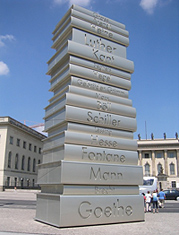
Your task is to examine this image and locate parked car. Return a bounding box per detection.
[163,189,179,200]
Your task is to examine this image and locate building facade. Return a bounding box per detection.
[138,136,179,190]
[0,116,46,191]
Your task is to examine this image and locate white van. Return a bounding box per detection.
[139,176,158,194]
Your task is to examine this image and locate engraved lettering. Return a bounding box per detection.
[95,186,115,195]
[78,201,91,219]
[87,111,121,127]
[90,167,123,181]
[81,147,126,163]
[91,24,113,39]
[97,100,111,111]
[90,135,117,148]
[93,71,111,83]
[77,78,125,97]
[93,49,114,64]
[78,199,133,219]
[85,34,116,54]
[96,93,109,101]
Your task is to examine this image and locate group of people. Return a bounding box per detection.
[143,189,166,213]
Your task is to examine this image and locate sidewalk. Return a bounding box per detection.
[0,190,179,235]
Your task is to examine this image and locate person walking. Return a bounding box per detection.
[145,191,152,212]
[152,190,159,213]
[158,189,166,208]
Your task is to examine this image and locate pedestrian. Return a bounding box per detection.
[152,190,159,213]
[145,191,152,212]
[158,189,166,208]
[142,193,146,212]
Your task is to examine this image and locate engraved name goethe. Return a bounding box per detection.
[78,199,132,219]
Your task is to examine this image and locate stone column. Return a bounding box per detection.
[138,151,142,166]
[177,150,179,177]
[152,151,155,176]
[164,150,168,175]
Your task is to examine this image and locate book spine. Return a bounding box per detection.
[71,9,129,37]
[64,131,137,151]
[66,93,136,118]
[68,40,134,73]
[67,122,133,139]
[69,55,131,80]
[65,105,137,132]
[69,64,131,90]
[68,85,132,106]
[71,76,129,98]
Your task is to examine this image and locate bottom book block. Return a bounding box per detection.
[35,194,144,227]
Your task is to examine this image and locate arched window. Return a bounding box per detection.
[15,154,19,169]
[170,163,175,175]
[21,155,25,170]
[8,151,12,168]
[33,159,36,172]
[27,157,31,171]
[144,163,150,176]
[157,163,162,174]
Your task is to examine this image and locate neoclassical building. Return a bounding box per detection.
[0,116,46,191]
[137,134,179,190]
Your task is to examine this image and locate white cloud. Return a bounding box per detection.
[0,61,10,76]
[140,0,159,14]
[54,0,91,7]
[0,34,15,48]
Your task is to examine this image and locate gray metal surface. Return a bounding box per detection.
[36,4,143,228]
[35,194,144,227]
[37,161,143,185]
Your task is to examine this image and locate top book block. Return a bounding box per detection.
[52,5,129,47]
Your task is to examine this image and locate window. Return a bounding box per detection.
[16,138,20,147]
[38,159,41,164]
[39,148,41,154]
[157,163,162,174]
[27,157,31,171]
[27,179,30,187]
[168,152,175,158]
[9,136,13,145]
[8,152,12,168]
[144,153,150,158]
[14,177,17,187]
[144,163,150,176]
[170,163,175,175]
[23,141,26,149]
[6,177,10,187]
[21,155,25,170]
[156,152,163,158]
[29,143,32,151]
[171,181,176,188]
[34,146,37,152]
[33,159,36,172]
[15,154,19,169]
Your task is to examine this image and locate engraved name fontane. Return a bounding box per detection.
[87,111,120,127]
[90,167,123,181]
[78,199,132,219]
[82,147,126,163]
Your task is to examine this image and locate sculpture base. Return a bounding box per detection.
[35,193,144,228]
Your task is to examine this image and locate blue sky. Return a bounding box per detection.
[0,0,178,139]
